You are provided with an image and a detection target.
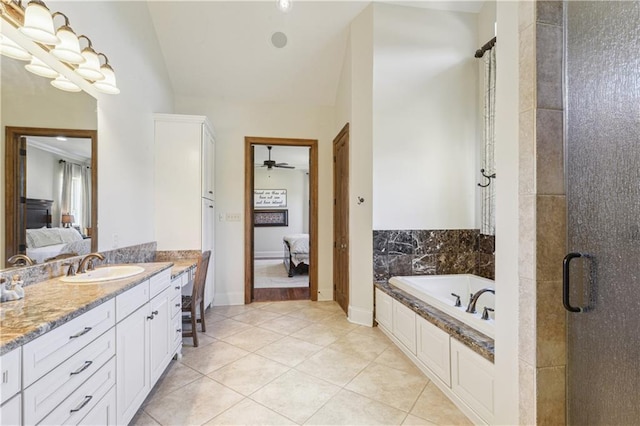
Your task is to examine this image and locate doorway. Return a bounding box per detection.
[565,1,639,424]
[244,137,318,303]
[333,124,349,314]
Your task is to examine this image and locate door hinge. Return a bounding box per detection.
[19,149,26,156]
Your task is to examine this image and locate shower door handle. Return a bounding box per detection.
[563,252,583,313]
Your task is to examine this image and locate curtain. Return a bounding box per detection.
[481,47,496,236]
[59,161,73,226]
[59,162,91,231]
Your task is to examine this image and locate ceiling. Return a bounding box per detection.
[254,144,310,170]
[147,1,484,106]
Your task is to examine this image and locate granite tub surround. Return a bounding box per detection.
[374,281,494,363]
[0,242,158,287]
[373,229,495,281]
[0,262,172,355]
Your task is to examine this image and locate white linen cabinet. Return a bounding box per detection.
[154,114,215,307]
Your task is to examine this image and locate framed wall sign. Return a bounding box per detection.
[254,189,287,208]
[254,209,288,227]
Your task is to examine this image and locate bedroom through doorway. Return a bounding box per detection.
[244,137,318,303]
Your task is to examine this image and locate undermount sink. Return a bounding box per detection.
[60,265,145,284]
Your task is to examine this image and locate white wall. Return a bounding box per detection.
[173,98,335,305]
[494,1,520,424]
[372,3,478,230]
[53,1,174,251]
[26,146,59,202]
[254,168,308,258]
[346,5,374,326]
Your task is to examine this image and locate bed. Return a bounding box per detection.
[25,198,91,264]
[283,234,309,277]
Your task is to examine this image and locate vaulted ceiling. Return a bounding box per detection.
[147,1,484,106]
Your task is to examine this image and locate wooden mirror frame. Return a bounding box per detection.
[4,126,98,263]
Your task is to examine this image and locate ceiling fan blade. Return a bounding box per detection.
[275,164,295,169]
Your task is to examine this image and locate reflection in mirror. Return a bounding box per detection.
[1,34,98,270]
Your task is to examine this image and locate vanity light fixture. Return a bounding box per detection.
[24,55,58,78]
[20,0,59,45]
[75,35,104,81]
[93,53,120,94]
[0,33,31,60]
[50,12,84,64]
[51,74,81,92]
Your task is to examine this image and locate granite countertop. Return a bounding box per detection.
[0,262,173,355]
[170,259,198,279]
[375,281,495,362]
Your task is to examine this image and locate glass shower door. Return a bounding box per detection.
[565,1,640,424]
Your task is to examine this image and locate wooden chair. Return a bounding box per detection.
[181,250,211,347]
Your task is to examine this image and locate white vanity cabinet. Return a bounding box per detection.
[392,299,417,355]
[416,315,451,386]
[154,114,215,308]
[374,288,393,330]
[0,347,22,425]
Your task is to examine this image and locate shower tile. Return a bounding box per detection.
[373,230,389,255]
[519,195,536,281]
[519,278,536,366]
[536,109,565,195]
[388,230,414,255]
[536,366,566,425]
[412,255,436,275]
[519,109,536,195]
[536,1,563,27]
[519,24,535,113]
[519,0,535,32]
[519,361,536,425]
[536,23,563,110]
[536,280,566,367]
[536,195,566,282]
[388,254,413,276]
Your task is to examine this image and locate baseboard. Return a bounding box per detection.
[254,251,282,259]
[348,305,373,326]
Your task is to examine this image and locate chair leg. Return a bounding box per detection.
[200,300,206,332]
[191,307,198,347]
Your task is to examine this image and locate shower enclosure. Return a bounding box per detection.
[565,1,640,424]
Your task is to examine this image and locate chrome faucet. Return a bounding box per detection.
[465,288,495,314]
[78,253,105,273]
[7,254,35,267]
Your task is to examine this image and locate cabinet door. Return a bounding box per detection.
[416,316,451,386]
[202,198,215,308]
[201,125,215,200]
[149,286,172,385]
[0,394,21,426]
[116,304,149,425]
[392,300,417,354]
[375,289,393,331]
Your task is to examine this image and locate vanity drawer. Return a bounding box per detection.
[170,274,183,301]
[171,294,182,319]
[172,314,182,349]
[38,357,116,426]
[116,280,150,322]
[0,393,21,426]
[23,299,115,387]
[150,269,171,298]
[0,347,21,404]
[23,328,116,425]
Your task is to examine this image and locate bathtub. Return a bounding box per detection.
[388,274,495,338]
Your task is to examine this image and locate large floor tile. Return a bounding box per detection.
[130,410,160,426]
[145,361,203,401]
[317,313,362,332]
[250,369,340,424]
[291,323,349,346]
[327,330,391,361]
[258,301,305,315]
[181,341,250,374]
[410,383,473,425]
[210,304,257,318]
[231,309,282,326]
[208,354,290,396]
[144,376,243,426]
[202,318,253,339]
[374,345,423,375]
[305,389,407,425]
[346,363,429,412]
[205,398,297,425]
[258,315,312,335]
[295,347,369,387]
[220,327,284,352]
[256,336,323,367]
[287,307,335,322]
[402,414,438,425]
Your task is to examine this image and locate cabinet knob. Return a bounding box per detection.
[147,314,154,320]
[175,303,180,307]
[177,328,182,333]
[174,286,181,290]
[208,191,213,194]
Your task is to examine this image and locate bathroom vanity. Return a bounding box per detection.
[0,262,193,425]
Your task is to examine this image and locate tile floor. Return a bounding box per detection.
[131,300,472,426]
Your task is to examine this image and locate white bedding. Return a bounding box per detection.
[26,238,91,264]
[283,234,309,267]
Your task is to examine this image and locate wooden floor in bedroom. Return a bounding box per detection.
[253,287,310,302]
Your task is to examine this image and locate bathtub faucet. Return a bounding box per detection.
[465,288,495,314]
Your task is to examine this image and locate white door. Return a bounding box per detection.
[149,287,172,385]
[202,198,215,307]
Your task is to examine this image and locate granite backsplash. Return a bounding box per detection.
[373,229,495,281]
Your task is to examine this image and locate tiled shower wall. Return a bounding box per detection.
[373,229,495,282]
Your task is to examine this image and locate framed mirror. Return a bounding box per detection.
[1,29,98,269]
[5,127,98,265]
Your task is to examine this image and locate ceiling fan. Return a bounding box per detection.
[260,146,295,169]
